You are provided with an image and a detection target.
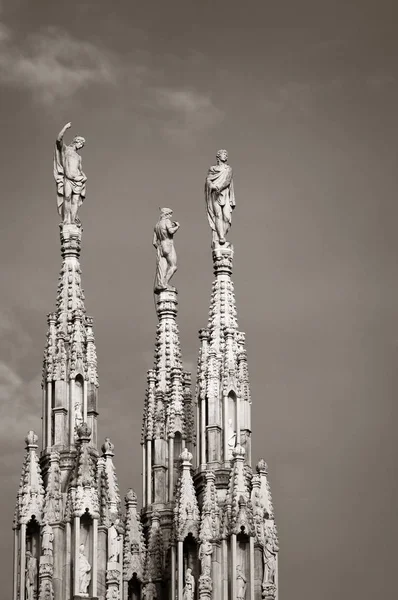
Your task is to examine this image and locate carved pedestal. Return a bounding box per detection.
[262,583,277,599]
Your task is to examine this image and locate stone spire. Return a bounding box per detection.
[141,212,194,510]
[191,151,279,600]
[41,222,99,454]
[196,242,252,468]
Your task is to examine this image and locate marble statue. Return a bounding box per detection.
[108,521,121,562]
[183,567,195,600]
[236,564,247,600]
[78,543,91,595]
[227,418,237,457]
[153,208,180,293]
[41,522,54,556]
[263,533,277,585]
[205,149,235,246]
[25,551,37,600]
[142,580,157,600]
[198,540,213,572]
[54,122,87,225]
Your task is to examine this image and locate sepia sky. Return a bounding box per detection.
[0,0,397,598]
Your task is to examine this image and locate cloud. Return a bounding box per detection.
[0,24,117,104]
[153,87,224,143]
[0,311,40,453]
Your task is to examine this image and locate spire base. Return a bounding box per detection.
[60,222,82,259]
[155,289,178,319]
[212,243,234,276]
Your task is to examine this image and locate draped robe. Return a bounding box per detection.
[205,162,236,240]
[53,141,87,218]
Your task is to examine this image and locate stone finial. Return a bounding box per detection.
[232,444,246,459]
[25,430,39,449]
[101,437,115,456]
[256,459,268,474]
[125,488,138,506]
[77,422,91,443]
[179,448,193,464]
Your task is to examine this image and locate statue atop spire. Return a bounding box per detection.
[153,207,180,293]
[53,122,87,225]
[205,149,236,247]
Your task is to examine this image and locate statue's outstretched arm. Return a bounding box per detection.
[56,122,71,148]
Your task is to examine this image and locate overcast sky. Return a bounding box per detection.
[0,1,397,599]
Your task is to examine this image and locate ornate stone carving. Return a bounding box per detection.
[54,122,87,225]
[153,208,180,293]
[174,450,200,541]
[205,149,236,246]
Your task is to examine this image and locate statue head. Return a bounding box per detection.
[79,543,85,553]
[72,136,86,150]
[216,149,228,163]
[159,207,173,219]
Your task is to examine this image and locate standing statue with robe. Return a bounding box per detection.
[153,208,180,293]
[236,564,247,600]
[41,522,54,556]
[78,544,91,595]
[183,568,195,600]
[263,531,278,586]
[205,149,236,246]
[25,551,37,600]
[53,122,87,225]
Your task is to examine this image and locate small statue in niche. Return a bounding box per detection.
[54,122,87,225]
[205,148,236,246]
[262,531,278,585]
[25,551,38,600]
[41,522,54,556]
[142,579,157,600]
[198,540,213,572]
[183,567,195,600]
[227,418,236,457]
[153,208,180,293]
[78,543,91,595]
[108,519,121,562]
[236,564,247,600]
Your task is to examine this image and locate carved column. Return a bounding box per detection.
[69,379,74,445]
[171,544,176,600]
[12,529,18,600]
[223,393,228,461]
[73,516,80,596]
[168,436,174,502]
[177,540,183,600]
[65,522,72,600]
[146,440,152,505]
[92,519,98,597]
[250,537,255,600]
[231,533,237,600]
[20,524,27,600]
[46,381,52,448]
[222,538,228,600]
[142,443,146,506]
